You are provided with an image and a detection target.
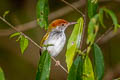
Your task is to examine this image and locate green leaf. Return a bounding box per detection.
[88,0,98,19]
[99,9,106,28]
[83,56,95,80]
[36,0,49,29]
[93,43,104,80]
[67,56,83,80]
[0,68,5,80]
[87,14,99,45]
[9,32,20,38]
[103,8,119,31]
[36,50,51,80]
[20,36,29,54]
[3,10,10,18]
[66,17,84,71]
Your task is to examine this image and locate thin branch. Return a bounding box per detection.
[0,16,68,74]
[80,2,87,50]
[0,16,42,50]
[51,57,68,73]
[61,0,85,17]
[0,20,37,36]
[96,27,113,44]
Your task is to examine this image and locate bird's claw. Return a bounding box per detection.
[55,61,60,66]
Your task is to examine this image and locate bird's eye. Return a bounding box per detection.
[61,24,64,26]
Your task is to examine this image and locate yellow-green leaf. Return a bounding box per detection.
[66,17,84,71]
[83,56,95,80]
[3,10,10,18]
[20,36,29,54]
[87,14,99,45]
[36,50,51,80]
[99,9,106,28]
[9,32,20,38]
[36,0,49,29]
[0,68,5,80]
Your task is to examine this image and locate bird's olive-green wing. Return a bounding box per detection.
[40,32,49,47]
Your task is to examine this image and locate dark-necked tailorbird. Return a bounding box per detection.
[40,19,77,58]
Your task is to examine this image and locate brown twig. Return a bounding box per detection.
[0,16,68,74]
[96,27,113,44]
[80,1,87,50]
[0,16,42,50]
[61,0,85,17]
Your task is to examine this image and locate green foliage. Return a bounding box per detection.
[10,32,29,54]
[36,0,49,29]
[67,56,83,80]
[36,50,51,80]
[99,9,105,28]
[93,43,104,80]
[3,10,10,18]
[0,68,5,80]
[87,14,99,46]
[99,8,120,31]
[66,17,84,71]
[88,0,98,19]
[20,35,29,54]
[83,56,95,80]
[9,32,20,38]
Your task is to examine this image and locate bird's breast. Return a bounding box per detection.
[43,32,66,57]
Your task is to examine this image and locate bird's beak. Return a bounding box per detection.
[67,22,77,27]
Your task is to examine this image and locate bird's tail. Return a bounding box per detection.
[39,48,42,56]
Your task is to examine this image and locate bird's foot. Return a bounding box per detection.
[55,60,60,66]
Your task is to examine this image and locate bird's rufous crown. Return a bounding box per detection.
[50,19,68,27]
[47,19,68,32]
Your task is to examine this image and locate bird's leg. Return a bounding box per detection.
[47,50,60,66]
[55,60,60,66]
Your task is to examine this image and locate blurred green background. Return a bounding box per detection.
[0,0,120,80]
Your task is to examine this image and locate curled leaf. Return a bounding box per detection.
[99,9,106,28]
[3,10,10,18]
[102,8,119,31]
[9,32,20,38]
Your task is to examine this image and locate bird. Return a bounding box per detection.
[40,19,76,64]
